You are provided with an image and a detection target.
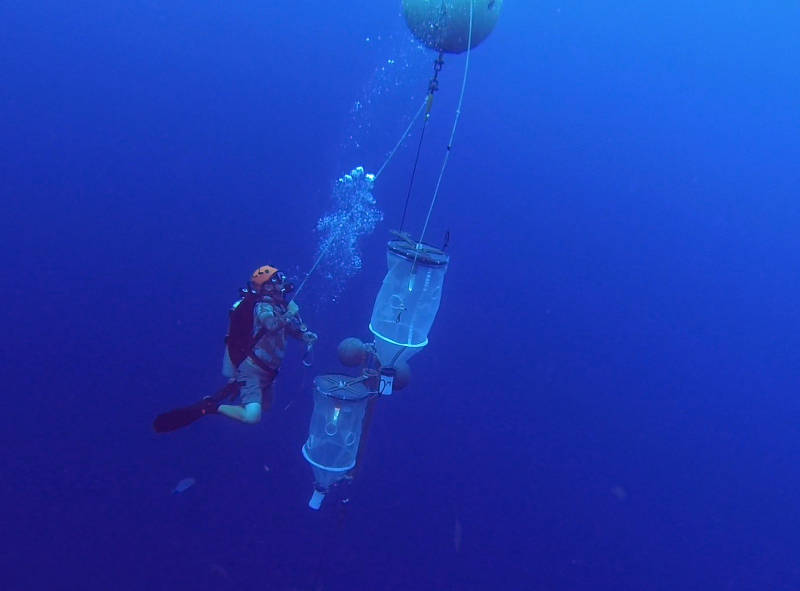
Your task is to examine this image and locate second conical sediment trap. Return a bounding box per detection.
[302,374,372,510]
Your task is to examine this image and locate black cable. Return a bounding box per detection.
[399,52,445,233]
[398,118,430,233]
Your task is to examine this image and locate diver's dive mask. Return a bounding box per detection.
[269,271,294,297]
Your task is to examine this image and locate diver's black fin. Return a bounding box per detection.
[153,382,242,433]
[153,399,214,433]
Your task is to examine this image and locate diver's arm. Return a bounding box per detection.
[283,301,316,342]
[287,315,316,342]
[254,302,284,331]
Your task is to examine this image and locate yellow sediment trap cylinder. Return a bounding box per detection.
[402,0,503,54]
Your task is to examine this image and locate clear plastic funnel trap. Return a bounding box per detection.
[302,375,372,507]
[369,239,449,369]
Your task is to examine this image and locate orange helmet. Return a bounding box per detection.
[250,265,279,290]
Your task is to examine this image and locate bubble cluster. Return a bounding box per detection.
[314,166,383,298]
[341,35,429,159]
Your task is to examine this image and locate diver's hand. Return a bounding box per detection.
[276,309,298,327]
[285,300,300,317]
[302,331,318,345]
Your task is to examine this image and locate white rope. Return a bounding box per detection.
[295,99,427,298]
[417,0,475,249]
[375,97,428,180]
[293,235,332,299]
[298,0,476,295]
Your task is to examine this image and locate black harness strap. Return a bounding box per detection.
[246,352,279,380]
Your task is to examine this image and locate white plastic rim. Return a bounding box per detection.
[369,324,429,349]
[301,444,355,472]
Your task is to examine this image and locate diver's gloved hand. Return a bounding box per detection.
[302,331,318,345]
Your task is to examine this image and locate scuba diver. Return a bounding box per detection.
[153,265,318,432]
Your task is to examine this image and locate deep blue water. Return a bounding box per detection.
[2,2,800,590]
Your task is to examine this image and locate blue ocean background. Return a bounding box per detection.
[2,2,799,590]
